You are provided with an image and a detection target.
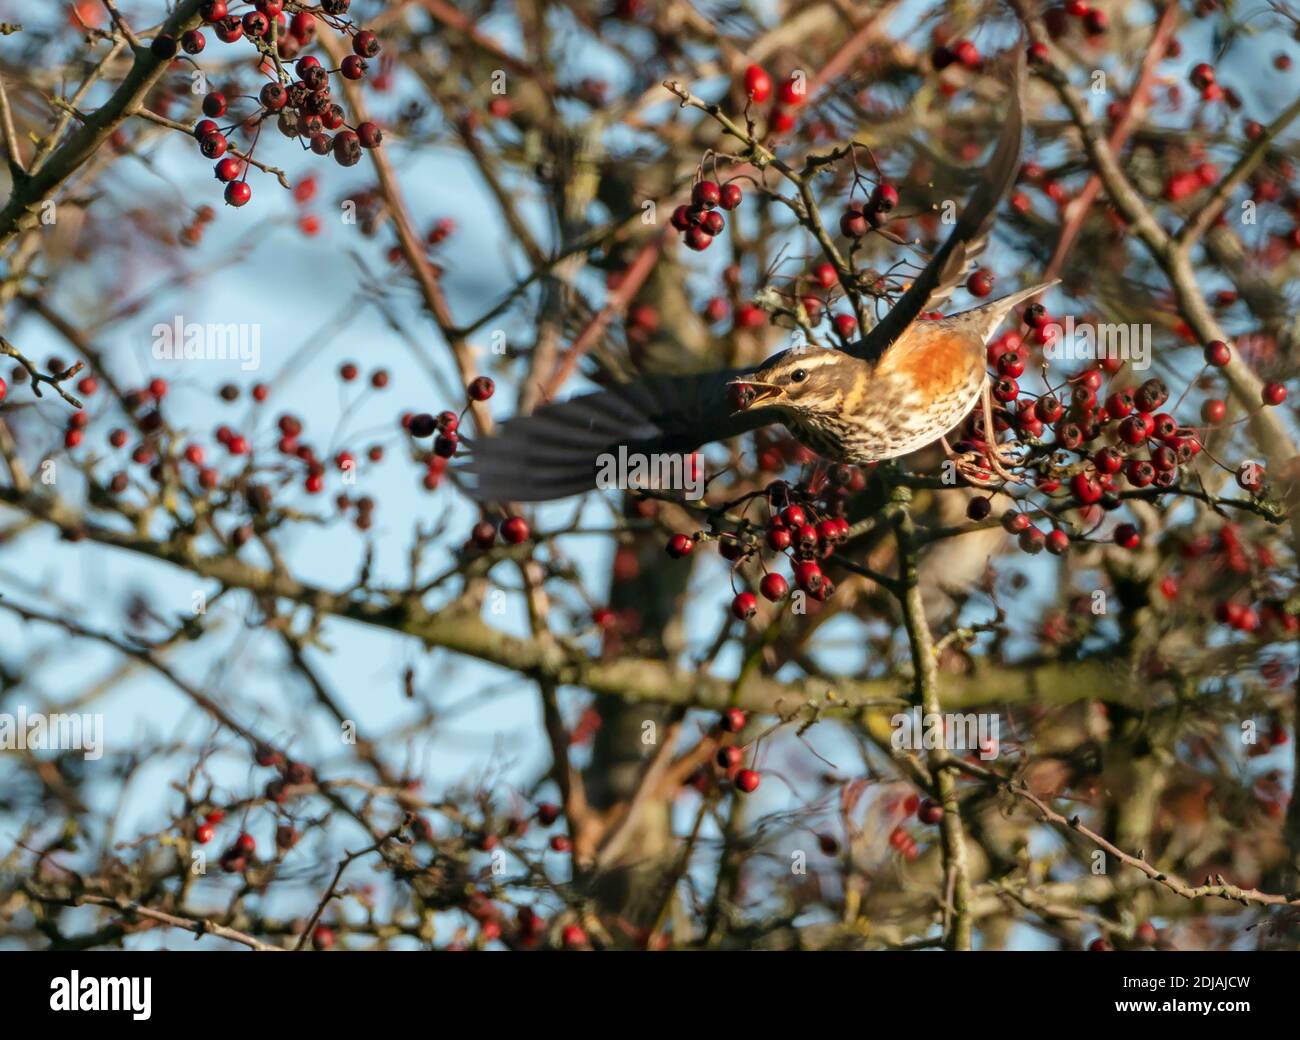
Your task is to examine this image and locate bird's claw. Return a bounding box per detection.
[945,438,1025,489]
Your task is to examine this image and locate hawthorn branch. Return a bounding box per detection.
[0,0,208,251]
[33,892,284,951]
[893,499,973,950]
[0,335,84,408]
[1176,93,1300,249]
[997,770,1300,909]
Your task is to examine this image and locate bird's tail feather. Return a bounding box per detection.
[970,279,1059,340]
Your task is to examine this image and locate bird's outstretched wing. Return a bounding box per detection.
[846,49,1026,363]
[460,366,771,503]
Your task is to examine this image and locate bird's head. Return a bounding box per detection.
[729,348,853,416]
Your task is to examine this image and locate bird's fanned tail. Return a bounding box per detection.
[459,367,770,503]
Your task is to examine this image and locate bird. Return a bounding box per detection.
[463,51,1049,504]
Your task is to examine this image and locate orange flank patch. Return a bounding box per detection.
[877,324,982,399]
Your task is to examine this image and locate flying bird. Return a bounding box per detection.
[464,52,1050,503]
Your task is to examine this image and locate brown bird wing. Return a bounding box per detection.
[845,49,1025,363]
[460,366,772,503]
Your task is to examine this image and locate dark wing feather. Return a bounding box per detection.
[846,50,1025,362]
[460,366,772,503]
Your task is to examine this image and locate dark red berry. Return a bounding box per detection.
[666,533,694,558]
[501,516,530,544]
[917,798,943,824]
[353,30,380,57]
[224,181,251,207]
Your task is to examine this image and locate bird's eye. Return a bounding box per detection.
[791,369,807,383]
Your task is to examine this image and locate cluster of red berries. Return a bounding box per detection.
[218,830,257,873]
[839,182,899,239]
[972,314,1291,555]
[179,203,218,246]
[670,178,743,252]
[682,708,763,794]
[665,477,864,621]
[1158,524,1298,638]
[469,515,530,550]
[740,63,810,134]
[711,708,760,792]
[165,2,382,209]
[931,36,984,73]
[400,376,496,491]
[882,794,944,861]
[193,807,224,845]
[1043,1,1111,41]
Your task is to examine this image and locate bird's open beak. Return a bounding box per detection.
[728,379,783,412]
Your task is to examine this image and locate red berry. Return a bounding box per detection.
[731,591,758,620]
[1034,395,1064,423]
[1262,381,1287,406]
[235,832,256,855]
[766,526,791,551]
[561,923,586,948]
[1018,527,1046,554]
[918,798,943,824]
[353,30,380,58]
[501,516,530,544]
[743,64,772,102]
[1201,399,1227,424]
[1204,340,1231,366]
[471,521,496,550]
[1071,472,1103,504]
[734,768,760,793]
[777,77,805,107]
[692,180,722,208]
[948,40,977,68]
[720,708,747,732]
[224,181,251,207]
[199,131,227,159]
[468,375,494,401]
[311,925,335,950]
[214,156,241,181]
[666,532,694,558]
[537,802,561,825]
[1114,523,1140,549]
[684,226,712,251]
[196,823,214,844]
[780,505,807,528]
[967,269,994,298]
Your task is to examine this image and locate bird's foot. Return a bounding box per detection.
[943,437,1024,489]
